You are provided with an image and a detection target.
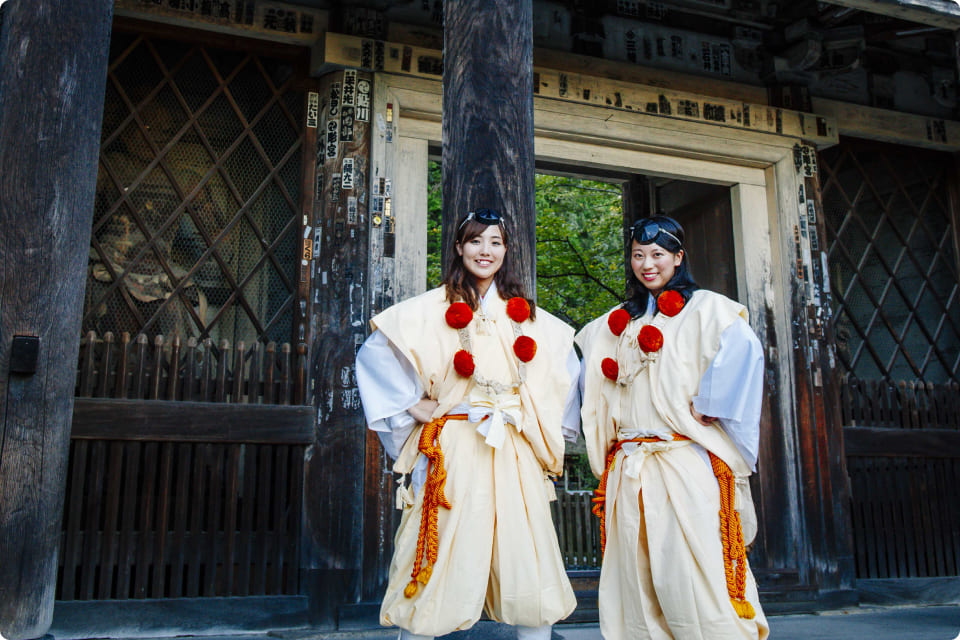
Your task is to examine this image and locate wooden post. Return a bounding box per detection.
[0,2,112,638]
[302,68,374,627]
[621,175,651,282]
[442,0,536,292]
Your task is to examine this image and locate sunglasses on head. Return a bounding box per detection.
[459,208,505,230]
[632,219,682,247]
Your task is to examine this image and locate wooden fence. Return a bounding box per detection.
[552,491,602,570]
[75,331,309,404]
[841,377,960,580]
[58,332,313,601]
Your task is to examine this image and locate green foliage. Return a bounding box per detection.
[426,161,444,289]
[534,174,624,329]
[425,162,625,329]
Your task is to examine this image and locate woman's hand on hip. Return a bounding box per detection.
[690,402,717,426]
[409,397,440,424]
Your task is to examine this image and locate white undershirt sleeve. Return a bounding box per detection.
[356,330,424,460]
[692,318,765,470]
[561,347,582,444]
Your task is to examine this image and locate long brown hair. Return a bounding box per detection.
[443,215,537,319]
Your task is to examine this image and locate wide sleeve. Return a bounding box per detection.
[356,329,423,460]
[575,314,619,479]
[692,318,764,470]
[560,346,581,444]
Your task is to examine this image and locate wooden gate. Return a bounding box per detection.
[58,333,312,600]
[820,138,960,584]
[58,26,315,601]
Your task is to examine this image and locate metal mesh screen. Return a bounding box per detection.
[84,33,304,349]
[821,139,960,383]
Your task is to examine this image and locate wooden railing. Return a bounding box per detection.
[840,377,960,431]
[75,331,309,404]
[841,376,960,581]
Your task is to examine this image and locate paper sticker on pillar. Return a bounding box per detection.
[385,103,394,142]
[325,120,339,160]
[303,238,313,262]
[384,179,392,198]
[342,158,355,189]
[356,79,371,122]
[343,69,357,107]
[341,106,355,142]
[347,196,358,225]
[331,174,342,202]
[329,82,341,118]
[307,92,319,128]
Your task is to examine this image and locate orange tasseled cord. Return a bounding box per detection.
[591,436,756,620]
[404,413,467,598]
[710,452,756,619]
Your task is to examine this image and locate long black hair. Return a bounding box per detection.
[442,211,537,319]
[623,215,699,318]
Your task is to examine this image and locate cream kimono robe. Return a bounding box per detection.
[576,290,770,640]
[358,286,577,636]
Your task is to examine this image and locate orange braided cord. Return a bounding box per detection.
[709,452,756,619]
[592,434,691,556]
[404,413,468,599]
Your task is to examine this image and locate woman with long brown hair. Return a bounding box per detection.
[356,208,579,640]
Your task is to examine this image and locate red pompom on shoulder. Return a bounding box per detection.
[637,325,664,353]
[445,302,474,329]
[513,336,538,362]
[607,308,631,336]
[506,297,531,323]
[656,290,685,317]
[453,349,475,377]
[601,358,619,381]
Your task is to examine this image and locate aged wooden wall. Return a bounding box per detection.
[441,0,536,289]
[0,1,113,637]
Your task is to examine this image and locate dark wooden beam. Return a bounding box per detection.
[442,0,536,292]
[0,1,113,637]
[71,399,314,444]
[844,427,960,458]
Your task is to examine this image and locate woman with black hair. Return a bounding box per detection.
[356,209,578,640]
[576,215,770,639]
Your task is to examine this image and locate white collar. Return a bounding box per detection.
[479,280,498,314]
[645,293,657,317]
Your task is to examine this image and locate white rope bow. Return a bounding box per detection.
[468,387,521,449]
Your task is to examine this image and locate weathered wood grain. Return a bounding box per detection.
[441,0,537,291]
[71,398,314,444]
[0,2,113,636]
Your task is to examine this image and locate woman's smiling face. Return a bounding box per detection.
[631,239,683,295]
[457,224,506,292]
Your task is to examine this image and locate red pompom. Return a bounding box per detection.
[607,308,631,336]
[453,349,475,377]
[506,297,531,323]
[601,358,619,381]
[445,302,474,329]
[656,290,685,317]
[637,325,664,353]
[513,336,538,362]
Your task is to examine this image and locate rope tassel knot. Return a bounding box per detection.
[404,414,466,598]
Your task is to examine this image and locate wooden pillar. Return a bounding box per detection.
[0,2,113,638]
[442,0,536,292]
[302,68,374,627]
[621,175,651,280]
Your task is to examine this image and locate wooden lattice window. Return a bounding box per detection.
[84,33,305,349]
[821,138,960,383]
